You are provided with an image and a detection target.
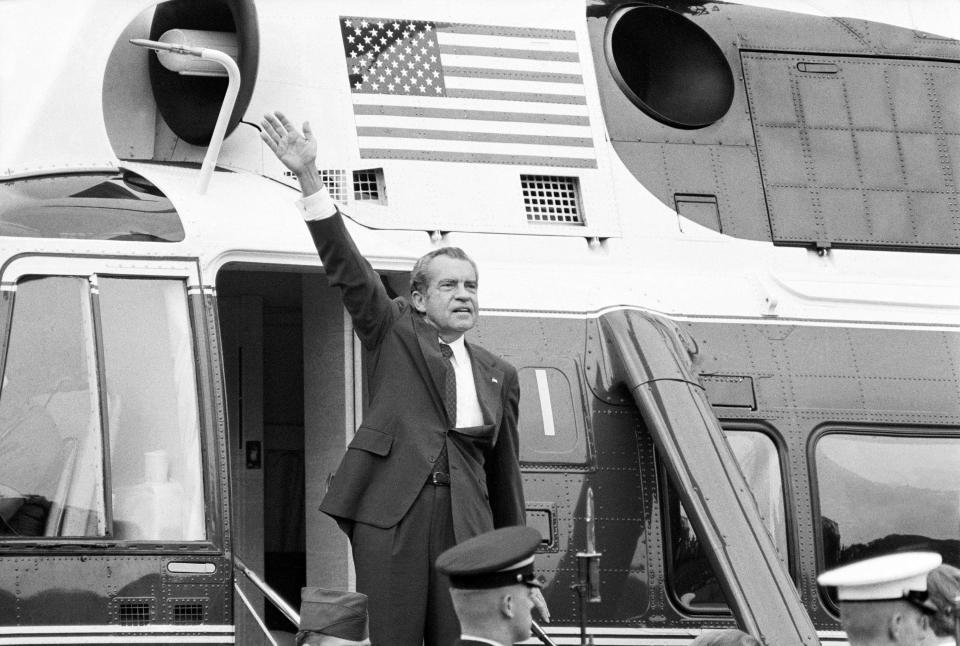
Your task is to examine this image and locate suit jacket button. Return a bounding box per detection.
[429,455,436,463]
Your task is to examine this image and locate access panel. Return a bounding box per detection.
[742,51,960,250]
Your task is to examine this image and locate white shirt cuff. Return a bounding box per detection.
[296,186,338,221]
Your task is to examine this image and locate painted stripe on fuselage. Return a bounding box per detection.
[0,624,235,644]
[0,626,234,634]
[0,638,234,645]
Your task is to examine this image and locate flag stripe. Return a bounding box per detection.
[358,149,598,168]
[435,23,575,40]
[444,88,587,105]
[443,76,586,96]
[354,115,592,137]
[356,127,593,147]
[443,66,583,84]
[353,104,590,126]
[353,93,588,116]
[441,54,581,74]
[438,44,579,62]
[357,137,596,158]
[436,32,579,52]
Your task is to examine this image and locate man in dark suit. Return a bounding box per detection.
[260,112,546,646]
[436,526,544,646]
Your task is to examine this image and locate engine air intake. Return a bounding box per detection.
[605,6,734,128]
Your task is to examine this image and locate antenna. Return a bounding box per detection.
[130,35,240,195]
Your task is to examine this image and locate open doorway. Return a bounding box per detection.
[216,267,355,645]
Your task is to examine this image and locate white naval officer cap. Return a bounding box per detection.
[817,551,942,611]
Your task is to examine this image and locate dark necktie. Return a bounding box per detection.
[435,343,456,475]
[439,343,457,424]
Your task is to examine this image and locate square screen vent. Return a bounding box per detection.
[353,168,385,204]
[521,175,584,225]
[283,169,347,203]
[173,602,205,624]
[118,601,151,625]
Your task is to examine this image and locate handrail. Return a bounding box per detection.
[233,554,300,628]
[234,580,279,646]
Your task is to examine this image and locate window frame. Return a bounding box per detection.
[808,423,960,618]
[0,254,222,552]
[659,420,794,617]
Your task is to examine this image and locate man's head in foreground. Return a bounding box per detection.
[296,588,369,646]
[436,526,543,646]
[818,551,941,646]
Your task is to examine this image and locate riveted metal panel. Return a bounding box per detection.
[743,51,960,250]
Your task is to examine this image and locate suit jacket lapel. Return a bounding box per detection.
[467,344,504,427]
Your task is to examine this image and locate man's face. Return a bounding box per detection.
[510,586,536,643]
[895,607,930,646]
[411,256,478,341]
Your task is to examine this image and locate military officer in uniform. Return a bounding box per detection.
[817,551,941,646]
[436,526,544,646]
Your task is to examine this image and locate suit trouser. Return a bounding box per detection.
[351,482,459,646]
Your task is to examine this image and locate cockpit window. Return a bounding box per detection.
[814,431,960,609]
[0,277,105,536]
[0,275,205,541]
[0,171,184,242]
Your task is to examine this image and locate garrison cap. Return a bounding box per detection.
[436,526,544,590]
[299,587,369,641]
[817,551,942,611]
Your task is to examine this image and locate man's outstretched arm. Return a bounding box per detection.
[260,111,395,347]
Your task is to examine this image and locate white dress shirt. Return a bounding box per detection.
[440,335,485,429]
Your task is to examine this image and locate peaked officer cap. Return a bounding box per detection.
[436,526,544,590]
[817,551,942,611]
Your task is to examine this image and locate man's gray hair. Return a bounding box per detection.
[409,247,478,295]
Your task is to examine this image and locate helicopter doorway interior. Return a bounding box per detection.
[217,267,359,645]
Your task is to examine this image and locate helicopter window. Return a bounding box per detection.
[99,277,205,541]
[813,431,960,613]
[517,365,588,465]
[665,429,787,613]
[0,171,185,242]
[0,274,205,541]
[0,277,106,537]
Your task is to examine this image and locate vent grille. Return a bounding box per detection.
[173,603,205,625]
[521,175,584,225]
[283,169,348,203]
[119,602,151,626]
[353,169,385,203]
[319,169,348,203]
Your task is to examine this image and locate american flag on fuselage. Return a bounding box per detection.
[339,16,597,168]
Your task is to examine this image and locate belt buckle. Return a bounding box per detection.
[431,472,450,486]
